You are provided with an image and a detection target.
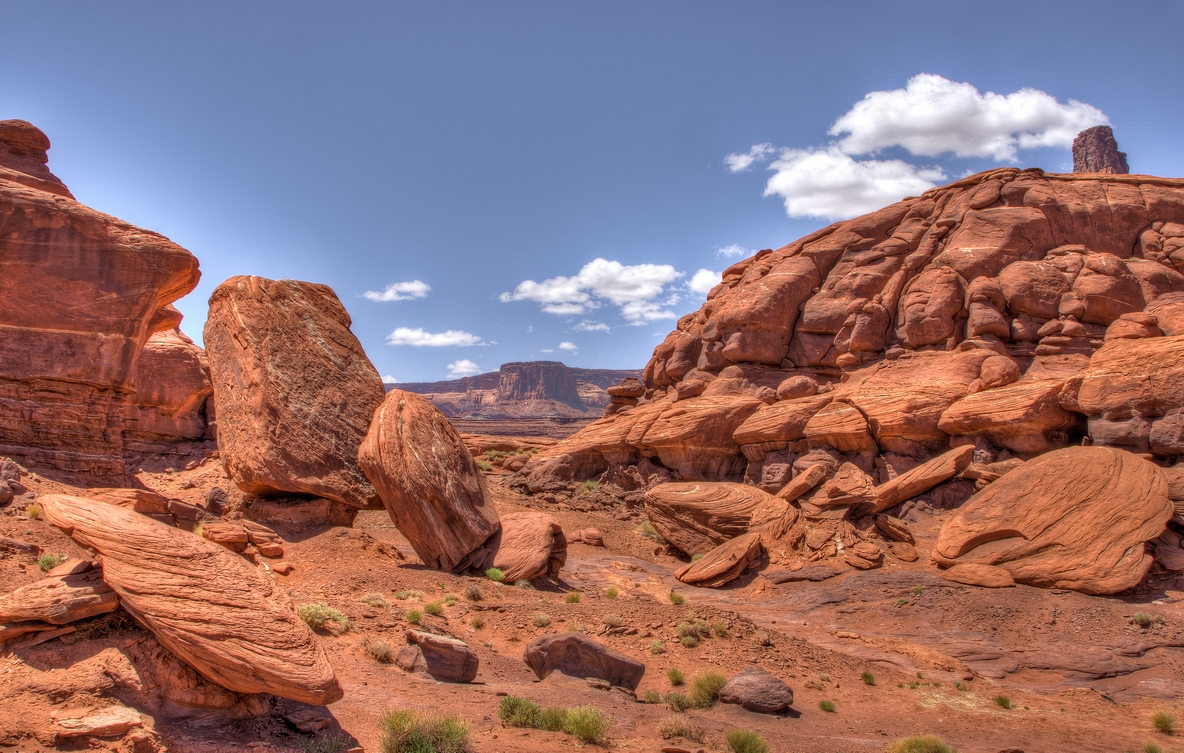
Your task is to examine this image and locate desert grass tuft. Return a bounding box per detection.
[725,729,768,753]
[657,714,705,743]
[883,735,956,753]
[379,709,469,753]
[298,603,352,635]
[666,667,684,685]
[1153,709,1176,735]
[689,671,727,708]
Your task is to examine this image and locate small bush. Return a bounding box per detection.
[531,613,551,628]
[679,634,699,648]
[689,671,727,708]
[365,638,393,663]
[819,699,835,712]
[36,553,66,572]
[667,667,685,685]
[993,694,1012,709]
[537,706,569,732]
[664,691,694,712]
[711,620,729,637]
[566,620,587,633]
[637,519,665,543]
[883,735,956,753]
[406,609,423,625]
[726,728,769,753]
[565,591,582,603]
[475,459,493,471]
[298,730,353,753]
[911,586,924,596]
[379,709,470,753]
[423,601,444,616]
[443,593,459,606]
[498,696,540,728]
[469,615,485,629]
[644,690,662,704]
[1153,709,1176,735]
[464,584,483,601]
[649,640,666,654]
[562,706,609,744]
[605,586,619,599]
[1134,612,1154,628]
[657,714,705,743]
[677,619,711,640]
[515,579,535,589]
[26,503,41,519]
[861,671,876,686]
[485,567,506,582]
[394,590,423,601]
[691,553,704,561]
[1146,743,1164,753]
[360,593,388,608]
[298,603,352,635]
[193,521,205,538]
[576,480,599,496]
[601,613,623,628]
[669,591,687,606]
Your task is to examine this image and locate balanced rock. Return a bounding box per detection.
[718,665,794,713]
[932,447,1172,593]
[0,568,118,625]
[204,276,385,508]
[673,532,762,587]
[643,482,770,555]
[475,512,566,582]
[359,389,500,571]
[41,494,343,705]
[523,632,645,690]
[396,630,479,683]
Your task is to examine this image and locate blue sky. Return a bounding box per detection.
[3,1,1183,382]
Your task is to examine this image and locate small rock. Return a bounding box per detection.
[718,665,794,713]
[283,707,331,732]
[52,704,142,738]
[272,562,293,575]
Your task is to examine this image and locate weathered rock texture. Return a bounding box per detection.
[396,630,479,683]
[41,493,343,705]
[123,328,214,451]
[932,447,1172,593]
[204,276,385,508]
[1073,126,1129,175]
[0,121,201,480]
[359,389,500,571]
[522,632,646,690]
[718,665,794,713]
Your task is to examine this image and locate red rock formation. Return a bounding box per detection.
[123,328,213,452]
[1073,126,1129,175]
[0,121,201,480]
[204,276,385,508]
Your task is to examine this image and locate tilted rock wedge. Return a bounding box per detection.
[40,493,343,705]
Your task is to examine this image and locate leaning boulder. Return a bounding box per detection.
[0,567,118,624]
[523,632,645,690]
[468,512,566,582]
[932,447,1172,594]
[873,445,975,513]
[395,630,479,683]
[41,493,343,705]
[204,276,385,508]
[358,390,500,571]
[674,533,762,588]
[718,666,794,713]
[643,482,770,555]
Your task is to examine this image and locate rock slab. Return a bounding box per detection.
[396,630,479,683]
[718,665,794,713]
[523,632,645,690]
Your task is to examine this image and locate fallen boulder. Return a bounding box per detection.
[932,447,1172,594]
[358,389,500,571]
[395,630,479,683]
[673,533,762,588]
[718,665,794,713]
[0,568,118,625]
[523,632,645,690]
[873,445,974,513]
[41,494,343,705]
[643,482,769,556]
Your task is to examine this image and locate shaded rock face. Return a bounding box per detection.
[123,328,213,451]
[1073,126,1129,175]
[522,632,645,690]
[0,121,201,480]
[204,276,385,508]
[41,493,343,705]
[396,630,479,683]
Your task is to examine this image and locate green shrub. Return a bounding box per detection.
[861,671,876,686]
[424,601,444,616]
[1146,743,1164,753]
[605,586,619,599]
[669,591,686,606]
[406,609,423,625]
[364,638,393,663]
[565,591,582,603]
[601,613,623,628]
[657,714,704,742]
[565,621,587,633]
[475,459,493,471]
[469,615,485,629]
[725,729,769,753]
[883,735,956,753]
[689,671,727,708]
[498,696,540,728]
[298,603,352,635]
[1133,612,1154,628]
[644,690,662,704]
[664,691,693,712]
[443,593,459,606]
[562,706,609,744]
[36,553,66,572]
[394,590,423,601]
[464,584,483,601]
[691,553,704,561]
[677,619,711,640]
[537,706,569,732]
[379,709,470,753]
[993,694,1012,709]
[485,567,505,582]
[711,620,729,637]
[679,634,698,648]
[531,613,551,628]
[649,640,666,654]
[1153,709,1176,734]
[666,667,685,686]
[576,480,599,496]
[360,593,388,608]
[819,699,835,712]
[26,503,41,520]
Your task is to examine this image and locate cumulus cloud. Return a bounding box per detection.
[381,374,398,384]
[446,359,483,378]
[573,320,611,332]
[830,73,1108,161]
[387,327,485,347]
[689,268,722,295]
[728,74,1108,221]
[716,244,751,258]
[558,341,578,351]
[364,280,431,302]
[764,147,946,220]
[500,258,683,323]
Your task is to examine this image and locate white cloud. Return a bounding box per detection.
[725,143,776,172]
[446,359,483,378]
[558,341,578,351]
[540,348,554,353]
[381,374,398,384]
[689,268,722,295]
[500,258,683,323]
[364,280,431,302]
[716,244,751,258]
[573,320,611,332]
[386,327,485,347]
[764,146,945,220]
[830,73,1108,161]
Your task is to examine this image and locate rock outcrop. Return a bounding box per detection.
[41,493,343,705]
[0,121,201,480]
[1073,126,1129,175]
[644,482,769,555]
[123,328,214,452]
[204,276,385,508]
[358,389,500,571]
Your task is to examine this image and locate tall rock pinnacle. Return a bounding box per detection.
[1072,125,1129,174]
